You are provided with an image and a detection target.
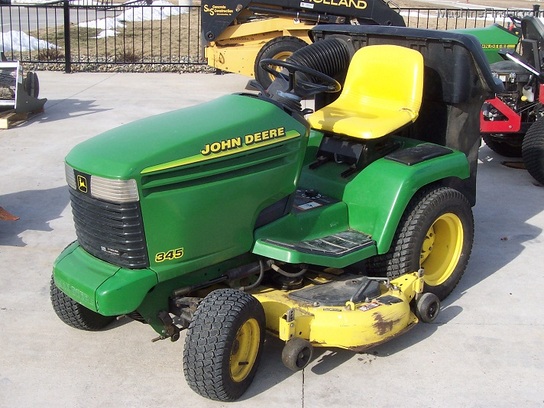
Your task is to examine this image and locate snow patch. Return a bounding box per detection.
[79,0,184,38]
[0,31,56,52]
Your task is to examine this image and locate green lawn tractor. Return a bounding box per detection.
[50,25,502,401]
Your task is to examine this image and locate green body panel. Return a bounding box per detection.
[136,96,308,281]
[65,94,308,280]
[53,243,157,315]
[140,128,307,282]
[342,146,470,253]
[454,25,520,63]
[254,136,470,266]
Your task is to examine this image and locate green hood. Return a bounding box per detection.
[66,94,306,179]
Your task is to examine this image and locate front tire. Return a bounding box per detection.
[368,187,474,300]
[522,118,544,184]
[50,276,115,330]
[183,289,265,402]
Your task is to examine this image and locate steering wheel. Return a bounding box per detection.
[260,58,341,97]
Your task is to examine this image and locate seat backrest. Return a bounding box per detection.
[338,44,424,116]
[522,16,544,45]
[521,16,544,68]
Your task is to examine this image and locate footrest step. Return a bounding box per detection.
[264,230,373,257]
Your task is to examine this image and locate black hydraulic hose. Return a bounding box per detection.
[287,37,352,79]
[265,37,352,111]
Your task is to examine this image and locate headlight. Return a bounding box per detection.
[65,163,139,203]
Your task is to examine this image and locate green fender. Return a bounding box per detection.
[343,149,470,254]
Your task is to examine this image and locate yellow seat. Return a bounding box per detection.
[308,45,424,140]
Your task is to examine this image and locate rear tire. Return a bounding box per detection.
[50,276,115,330]
[183,289,265,401]
[254,36,307,89]
[368,187,473,300]
[482,134,522,158]
[522,118,544,184]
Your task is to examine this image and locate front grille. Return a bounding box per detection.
[69,189,149,269]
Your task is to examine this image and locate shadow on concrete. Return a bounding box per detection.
[22,99,112,126]
[0,185,70,246]
[241,335,296,400]
[446,146,543,304]
[241,302,463,399]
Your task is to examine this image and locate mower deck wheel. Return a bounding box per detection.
[415,292,440,323]
[282,337,313,371]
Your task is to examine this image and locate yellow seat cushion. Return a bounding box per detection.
[308,44,424,140]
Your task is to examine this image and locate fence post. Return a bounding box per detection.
[63,0,72,73]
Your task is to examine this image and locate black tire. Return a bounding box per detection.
[183,289,265,402]
[415,293,440,323]
[254,36,307,89]
[522,118,544,184]
[50,276,115,330]
[23,71,40,98]
[282,337,313,371]
[368,187,474,301]
[482,134,522,158]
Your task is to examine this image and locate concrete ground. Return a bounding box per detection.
[0,71,543,408]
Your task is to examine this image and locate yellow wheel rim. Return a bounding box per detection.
[420,213,464,287]
[274,51,293,61]
[229,318,261,383]
[267,51,294,82]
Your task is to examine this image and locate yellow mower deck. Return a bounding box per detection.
[252,271,424,352]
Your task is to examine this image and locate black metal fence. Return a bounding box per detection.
[0,1,203,72]
[401,6,537,30]
[0,1,539,73]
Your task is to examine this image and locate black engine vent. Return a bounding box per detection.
[69,189,149,269]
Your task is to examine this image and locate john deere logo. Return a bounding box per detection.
[77,175,88,193]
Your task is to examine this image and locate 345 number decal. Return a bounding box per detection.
[155,248,184,263]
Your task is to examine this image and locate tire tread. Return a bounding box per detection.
[183,289,265,401]
[522,118,544,184]
[368,186,473,300]
[50,276,114,331]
